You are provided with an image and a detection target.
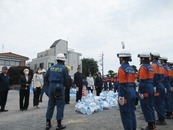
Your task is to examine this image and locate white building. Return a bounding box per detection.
[28,39,82,76]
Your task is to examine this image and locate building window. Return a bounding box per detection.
[64,53,67,59]
[11,61,20,66]
[48,62,54,68]
[4,60,10,66]
[11,61,16,66]
[34,64,37,70]
[40,63,44,69]
[0,60,4,65]
[16,61,19,66]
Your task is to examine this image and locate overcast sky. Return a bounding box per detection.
[0,0,173,74]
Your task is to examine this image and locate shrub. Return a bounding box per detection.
[8,66,33,85]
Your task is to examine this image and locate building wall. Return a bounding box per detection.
[28,39,82,77]
[0,58,27,71]
[67,51,82,77]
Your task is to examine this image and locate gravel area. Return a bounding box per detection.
[0,90,173,130]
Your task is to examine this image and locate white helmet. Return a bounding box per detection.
[150,52,160,58]
[56,53,66,61]
[159,56,168,61]
[117,50,131,58]
[168,61,173,64]
[138,52,150,58]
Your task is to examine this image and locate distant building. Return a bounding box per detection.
[28,39,82,77]
[0,52,29,71]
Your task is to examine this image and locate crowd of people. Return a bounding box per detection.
[116,50,173,130]
[1,51,173,130]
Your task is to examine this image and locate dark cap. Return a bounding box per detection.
[2,66,8,70]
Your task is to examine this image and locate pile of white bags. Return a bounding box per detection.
[75,91,118,115]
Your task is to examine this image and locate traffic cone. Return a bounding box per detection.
[82,88,85,96]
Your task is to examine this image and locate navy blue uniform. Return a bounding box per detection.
[45,63,69,120]
[117,63,136,130]
[138,64,155,123]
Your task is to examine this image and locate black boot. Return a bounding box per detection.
[165,112,173,119]
[46,119,52,130]
[141,122,157,130]
[155,118,166,125]
[56,120,66,130]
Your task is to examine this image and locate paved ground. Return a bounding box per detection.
[0,90,173,130]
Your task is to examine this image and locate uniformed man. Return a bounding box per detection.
[138,53,157,130]
[117,50,136,130]
[159,57,173,119]
[0,66,10,112]
[45,53,69,130]
[168,61,173,117]
[150,52,166,125]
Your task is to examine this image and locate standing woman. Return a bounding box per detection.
[32,67,43,108]
[117,50,136,130]
[86,73,94,93]
[19,68,32,111]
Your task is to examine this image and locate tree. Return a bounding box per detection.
[131,65,138,73]
[82,58,99,78]
[107,70,114,77]
[8,66,33,85]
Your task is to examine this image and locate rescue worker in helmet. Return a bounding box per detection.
[150,52,166,125]
[138,53,157,130]
[168,61,173,112]
[45,53,69,130]
[159,57,173,119]
[117,50,136,130]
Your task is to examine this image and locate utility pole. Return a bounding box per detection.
[99,52,104,76]
[121,41,125,49]
[2,44,4,52]
[101,52,104,76]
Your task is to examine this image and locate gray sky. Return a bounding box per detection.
[0,0,173,74]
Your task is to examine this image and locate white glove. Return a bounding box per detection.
[139,94,144,99]
[118,97,125,105]
[154,87,156,93]
[165,88,167,93]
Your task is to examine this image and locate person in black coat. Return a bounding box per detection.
[0,66,10,112]
[18,68,32,111]
[95,72,103,96]
[74,67,83,102]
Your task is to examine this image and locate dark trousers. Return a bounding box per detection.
[0,90,8,110]
[39,89,44,102]
[154,84,165,121]
[19,89,30,110]
[65,87,70,103]
[96,87,102,96]
[87,87,93,93]
[33,87,41,106]
[140,95,155,123]
[76,86,82,102]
